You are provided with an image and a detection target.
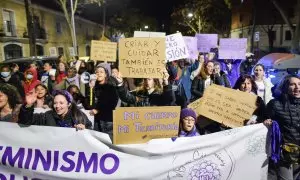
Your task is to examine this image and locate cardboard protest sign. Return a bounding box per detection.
[113,106,180,144]
[219,38,247,60]
[183,36,199,60]
[134,31,166,37]
[166,33,189,62]
[197,84,257,128]
[90,40,117,62]
[49,47,57,56]
[196,34,218,53]
[118,37,166,78]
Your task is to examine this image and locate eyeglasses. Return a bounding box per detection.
[183,118,195,122]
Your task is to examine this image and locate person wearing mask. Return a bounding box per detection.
[35,84,53,109]
[191,61,223,101]
[213,61,231,88]
[23,67,41,95]
[0,83,22,122]
[233,74,266,124]
[179,108,200,137]
[18,90,92,130]
[264,75,300,180]
[89,63,119,135]
[56,62,68,84]
[113,69,173,107]
[0,65,25,98]
[41,62,55,93]
[252,64,273,104]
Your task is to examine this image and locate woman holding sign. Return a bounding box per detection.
[233,74,266,124]
[112,69,174,107]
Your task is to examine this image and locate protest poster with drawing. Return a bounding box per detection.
[219,38,248,60]
[113,106,181,144]
[196,84,257,128]
[90,40,117,62]
[166,33,189,62]
[195,34,218,53]
[118,37,166,78]
[183,36,199,60]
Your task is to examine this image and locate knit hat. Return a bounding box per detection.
[180,108,197,121]
[96,63,111,76]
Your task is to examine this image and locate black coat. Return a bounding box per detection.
[191,75,223,101]
[117,84,174,107]
[92,82,119,122]
[266,98,300,145]
[18,106,92,129]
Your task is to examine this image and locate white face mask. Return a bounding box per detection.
[26,74,33,80]
[1,72,10,78]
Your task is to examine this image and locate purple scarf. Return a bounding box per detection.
[179,126,200,137]
[270,121,281,163]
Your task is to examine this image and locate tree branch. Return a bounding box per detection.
[271,0,294,36]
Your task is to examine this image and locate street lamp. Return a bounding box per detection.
[187,12,201,33]
[187,13,193,18]
[144,25,149,29]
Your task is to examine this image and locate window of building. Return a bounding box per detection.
[56,22,62,33]
[58,47,64,55]
[2,10,16,36]
[86,45,90,56]
[4,44,22,60]
[36,45,44,56]
[285,30,292,41]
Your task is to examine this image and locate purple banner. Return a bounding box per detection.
[183,36,198,60]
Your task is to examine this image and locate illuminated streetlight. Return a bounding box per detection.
[187,13,193,18]
[144,25,149,29]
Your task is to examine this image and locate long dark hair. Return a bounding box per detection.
[273,75,300,102]
[233,74,258,94]
[0,83,22,109]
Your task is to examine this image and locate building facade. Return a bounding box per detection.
[230,0,297,53]
[0,0,103,61]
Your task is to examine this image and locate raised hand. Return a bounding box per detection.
[25,90,37,106]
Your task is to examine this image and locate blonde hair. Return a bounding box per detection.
[135,78,163,94]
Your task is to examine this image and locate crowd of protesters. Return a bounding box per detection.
[0,51,299,179]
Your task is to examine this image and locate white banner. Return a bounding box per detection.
[134,31,166,37]
[0,122,268,179]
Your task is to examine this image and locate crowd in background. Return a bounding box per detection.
[0,51,299,179]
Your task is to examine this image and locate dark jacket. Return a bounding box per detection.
[266,98,300,145]
[240,60,256,75]
[216,71,231,88]
[117,84,174,107]
[91,81,119,123]
[18,106,92,129]
[191,74,223,101]
[0,74,25,98]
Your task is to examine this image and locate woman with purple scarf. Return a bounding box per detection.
[178,108,200,137]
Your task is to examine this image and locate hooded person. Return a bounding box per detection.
[89,63,119,136]
[23,67,41,94]
[178,108,200,137]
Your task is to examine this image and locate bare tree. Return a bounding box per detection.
[271,0,300,53]
[24,0,36,56]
